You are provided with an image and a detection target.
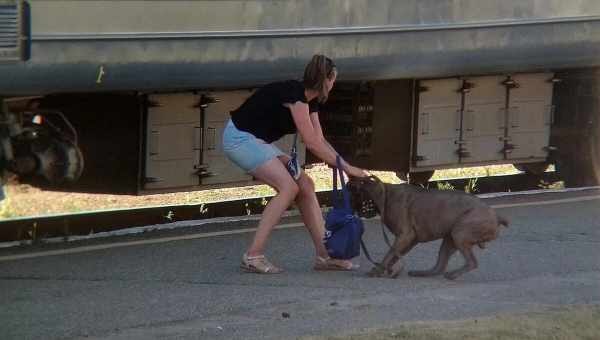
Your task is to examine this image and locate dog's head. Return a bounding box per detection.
[347,175,385,218]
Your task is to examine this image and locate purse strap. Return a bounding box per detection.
[290,133,297,157]
[332,155,351,210]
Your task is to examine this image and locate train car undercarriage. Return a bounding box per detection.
[2,68,600,194]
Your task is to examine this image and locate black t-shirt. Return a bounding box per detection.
[230,80,320,143]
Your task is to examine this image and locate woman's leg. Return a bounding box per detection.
[246,158,299,257]
[280,158,354,268]
[293,171,330,258]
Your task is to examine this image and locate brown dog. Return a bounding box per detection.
[347,176,509,280]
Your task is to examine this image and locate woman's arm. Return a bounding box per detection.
[287,102,366,177]
[309,111,341,160]
[287,102,337,166]
[309,112,366,177]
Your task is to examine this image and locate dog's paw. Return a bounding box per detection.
[443,272,459,280]
[387,261,404,278]
[408,270,435,277]
[367,265,385,277]
[387,271,401,279]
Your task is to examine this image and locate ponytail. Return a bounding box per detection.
[303,54,337,103]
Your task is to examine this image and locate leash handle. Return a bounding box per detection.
[332,155,351,210]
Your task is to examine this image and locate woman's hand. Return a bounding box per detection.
[344,164,368,178]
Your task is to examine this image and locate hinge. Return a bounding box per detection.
[459,81,475,93]
[194,164,214,178]
[502,77,519,89]
[456,147,471,158]
[549,76,562,84]
[147,100,163,108]
[197,95,220,109]
[501,143,517,154]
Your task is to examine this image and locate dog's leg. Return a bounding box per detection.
[408,235,456,277]
[368,237,413,278]
[380,237,417,278]
[368,239,399,278]
[367,247,396,278]
[367,247,402,277]
[444,242,478,280]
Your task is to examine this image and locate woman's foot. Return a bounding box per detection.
[241,253,283,274]
[314,256,359,271]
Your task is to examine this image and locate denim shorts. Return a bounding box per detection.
[222,119,285,173]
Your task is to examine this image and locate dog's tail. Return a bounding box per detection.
[497,214,510,228]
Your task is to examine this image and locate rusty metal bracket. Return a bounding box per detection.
[502,77,520,89]
[549,76,563,84]
[194,164,214,178]
[456,147,471,158]
[501,143,517,154]
[144,177,162,184]
[147,100,163,108]
[197,95,220,109]
[459,81,475,93]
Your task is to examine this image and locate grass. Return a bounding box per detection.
[302,305,600,340]
[0,164,527,218]
[0,197,16,219]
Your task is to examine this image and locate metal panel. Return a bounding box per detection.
[144,93,201,190]
[415,78,462,167]
[461,76,506,163]
[506,73,554,160]
[200,90,254,186]
[0,5,18,48]
[0,0,24,61]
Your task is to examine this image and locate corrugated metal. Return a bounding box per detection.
[30,15,600,41]
[3,0,600,94]
[0,4,18,48]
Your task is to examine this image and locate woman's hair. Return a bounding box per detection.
[303,54,337,103]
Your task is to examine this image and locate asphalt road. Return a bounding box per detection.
[1,191,600,339]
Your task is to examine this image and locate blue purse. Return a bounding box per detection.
[323,156,364,259]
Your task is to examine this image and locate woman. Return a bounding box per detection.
[222,54,368,274]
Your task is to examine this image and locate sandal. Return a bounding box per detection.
[314,256,359,271]
[241,253,283,274]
